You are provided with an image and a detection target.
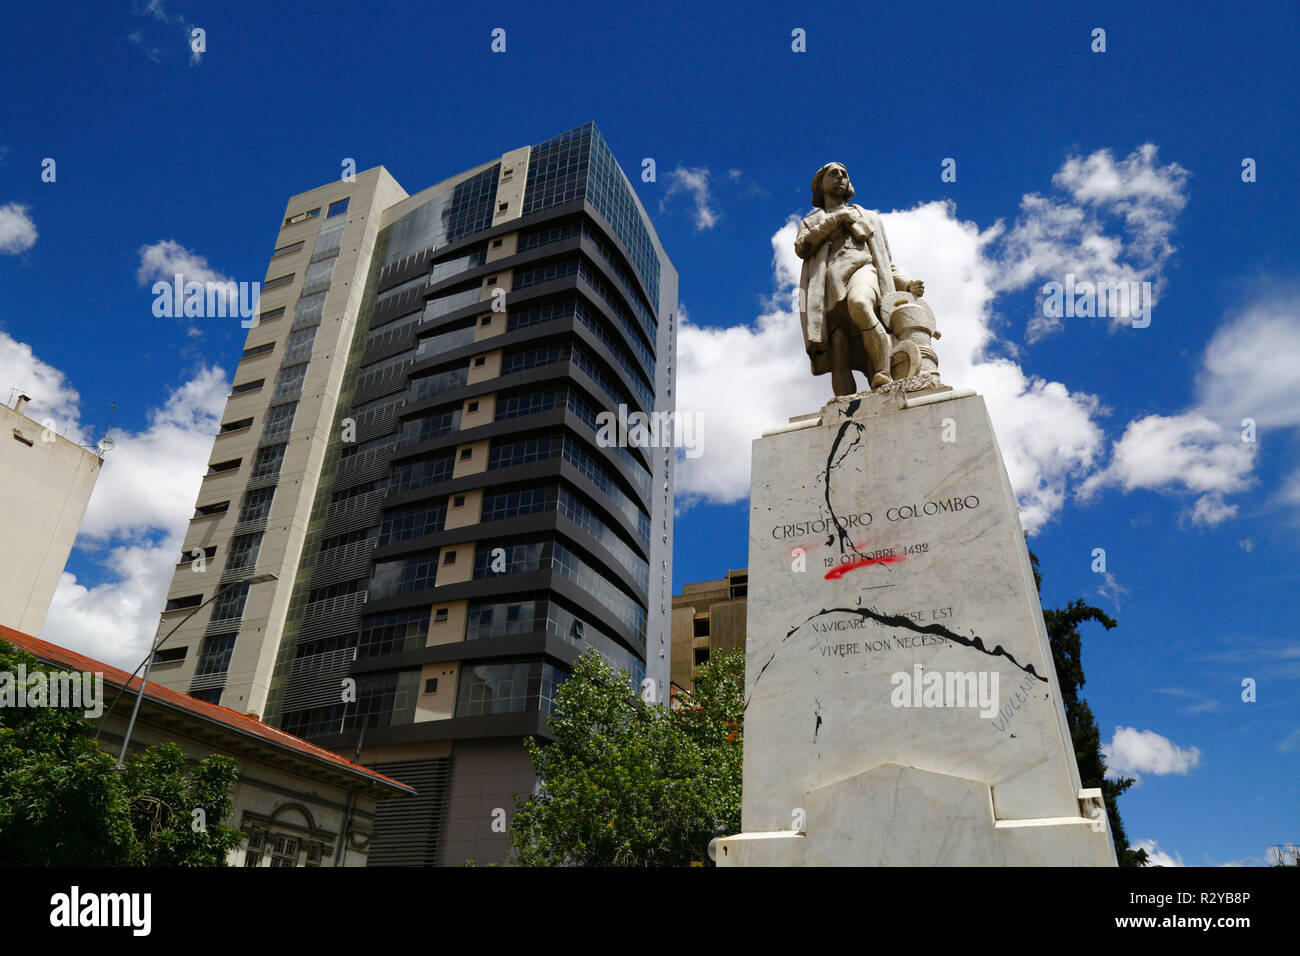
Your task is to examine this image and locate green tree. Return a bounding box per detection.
[0,641,136,865]
[120,743,242,866]
[0,639,241,866]
[510,650,743,866]
[1029,550,1148,867]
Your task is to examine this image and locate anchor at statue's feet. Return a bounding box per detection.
[880,289,942,393]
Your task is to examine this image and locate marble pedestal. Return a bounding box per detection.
[716,387,1116,867]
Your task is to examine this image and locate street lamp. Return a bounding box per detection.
[101,571,278,767]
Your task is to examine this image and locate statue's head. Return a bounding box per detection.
[811,162,854,208]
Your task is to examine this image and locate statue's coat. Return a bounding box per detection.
[797,205,908,377]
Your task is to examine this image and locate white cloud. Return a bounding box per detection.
[137,239,239,315]
[1189,491,1236,525]
[1280,469,1300,512]
[76,366,228,540]
[661,166,718,230]
[995,193,1132,294]
[991,144,1188,341]
[137,238,230,288]
[0,203,38,254]
[43,538,190,670]
[1103,726,1202,781]
[1082,292,1300,522]
[130,0,202,66]
[35,362,228,669]
[1277,727,1300,754]
[970,366,1104,532]
[676,200,1106,532]
[0,324,228,667]
[1135,839,1185,867]
[674,220,822,505]
[1053,143,1189,266]
[1080,412,1255,524]
[1094,413,1253,495]
[1198,298,1300,431]
[0,330,84,437]
[1096,571,1129,610]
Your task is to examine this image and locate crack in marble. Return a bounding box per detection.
[746,603,1046,711]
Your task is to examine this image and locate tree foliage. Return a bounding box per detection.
[0,639,242,866]
[1030,551,1148,867]
[120,742,243,866]
[0,643,135,865]
[511,650,743,866]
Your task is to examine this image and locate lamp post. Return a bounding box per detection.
[109,571,277,768]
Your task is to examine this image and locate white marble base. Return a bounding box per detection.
[716,764,1116,866]
[723,389,1116,866]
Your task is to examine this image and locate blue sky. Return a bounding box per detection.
[1,0,1296,866]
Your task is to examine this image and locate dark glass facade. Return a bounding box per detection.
[263,124,677,865]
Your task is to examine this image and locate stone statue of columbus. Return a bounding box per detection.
[795,162,941,397]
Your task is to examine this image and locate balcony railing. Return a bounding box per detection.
[300,590,368,627]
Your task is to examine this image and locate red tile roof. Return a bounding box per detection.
[0,626,413,795]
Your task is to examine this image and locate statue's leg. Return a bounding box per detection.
[847,269,891,389]
[828,318,856,397]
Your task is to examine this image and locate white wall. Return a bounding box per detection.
[0,403,101,634]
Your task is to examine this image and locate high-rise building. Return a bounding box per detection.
[153,123,677,865]
[670,569,747,697]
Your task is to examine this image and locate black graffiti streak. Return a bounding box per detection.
[801,606,1047,680]
[821,399,867,561]
[745,604,1046,711]
[748,649,782,712]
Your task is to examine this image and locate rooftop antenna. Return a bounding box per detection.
[94,403,119,457]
